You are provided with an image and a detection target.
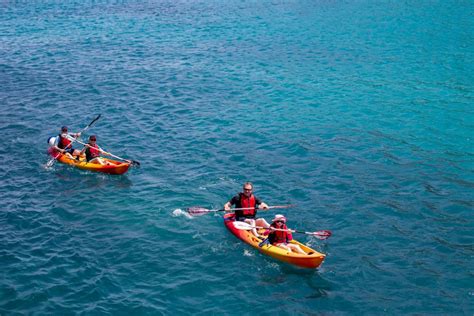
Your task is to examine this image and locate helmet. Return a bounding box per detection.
[47,136,58,147]
[272,214,286,223]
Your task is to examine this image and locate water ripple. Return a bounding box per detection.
[1,0,473,314]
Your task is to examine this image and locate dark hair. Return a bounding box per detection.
[61,126,68,132]
[89,135,97,141]
[243,182,253,189]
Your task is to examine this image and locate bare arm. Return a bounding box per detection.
[80,146,87,155]
[53,143,66,153]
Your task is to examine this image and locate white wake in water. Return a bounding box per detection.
[172,208,193,219]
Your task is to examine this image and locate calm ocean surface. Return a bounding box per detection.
[1,1,473,314]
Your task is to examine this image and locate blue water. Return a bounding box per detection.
[1,1,473,314]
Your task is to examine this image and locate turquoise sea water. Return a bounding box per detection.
[1,1,473,314]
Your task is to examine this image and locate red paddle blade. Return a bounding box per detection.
[310,230,332,240]
[186,207,212,216]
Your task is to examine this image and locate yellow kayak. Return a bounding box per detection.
[49,149,130,175]
[224,213,326,269]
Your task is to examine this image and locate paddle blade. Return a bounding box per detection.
[309,230,332,240]
[186,207,213,216]
[45,159,55,168]
[131,160,140,166]
[85,114,101,130]
[45,150,60,168]
[232,221,254,230]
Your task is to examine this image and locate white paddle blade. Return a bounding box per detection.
[186,207,213,216]
[46,159,55,168]
[232,221,254,230]
[309,230,332,240]
[45,152,60,168]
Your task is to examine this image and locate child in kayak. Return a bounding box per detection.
[80,135,110,165]
[263,215,306,254]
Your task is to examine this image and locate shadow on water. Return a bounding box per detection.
[259,261,333,298]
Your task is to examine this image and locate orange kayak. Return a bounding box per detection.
[224,213,326,269]
[49,149,130,175]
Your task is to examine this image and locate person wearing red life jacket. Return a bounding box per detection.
[79,135,110,165]
[52,126,82,158]
[223,182,271,238]
[263,214,306,254]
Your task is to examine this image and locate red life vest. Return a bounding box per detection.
[89,144,100,158]
[86,144,100,161]
[240,193,256,217]
[268,223,292,244]
[58,134,71,149]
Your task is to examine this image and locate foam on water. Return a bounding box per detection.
[171,208,193,219]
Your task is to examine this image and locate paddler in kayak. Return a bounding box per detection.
[224,182,270,238]
[79,135,111,165]
[263,214,306,254]
[51,126,82,158]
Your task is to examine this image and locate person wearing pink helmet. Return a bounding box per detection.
[263,214,306,254]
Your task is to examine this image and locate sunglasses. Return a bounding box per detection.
[243,188,252,191]
[275,220,285,223]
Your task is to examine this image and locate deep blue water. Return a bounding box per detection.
[1,1,473,314]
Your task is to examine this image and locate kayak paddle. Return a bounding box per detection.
[233,221,332,240]
[46,114,101,167]
[186,204,295,217]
